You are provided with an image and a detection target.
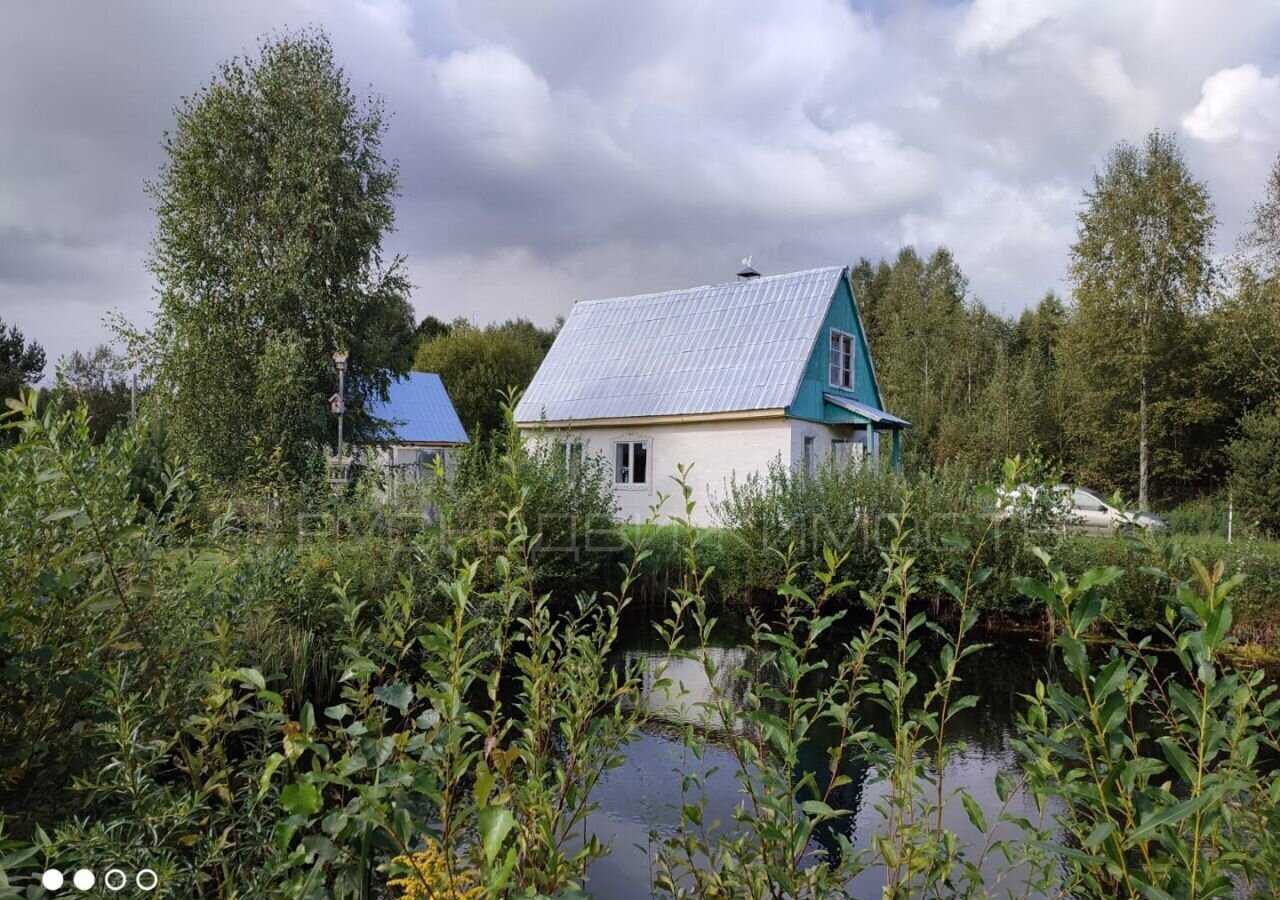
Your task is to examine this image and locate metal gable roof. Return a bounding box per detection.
[514,266,846,423]
[367,372,469,445]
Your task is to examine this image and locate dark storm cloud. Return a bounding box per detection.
[3,0,1280,370]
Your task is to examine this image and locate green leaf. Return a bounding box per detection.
[1158,739,1196,785]
[373,682,412,713]
[280,782,322,817]
[236,667,266,691]
[995,769,1016,804]
[1128,792,1216,844]
[1083,821,1116,849]
[800,800,837,818]
[1014,577,1055,604]
[961,792,987,832]
[479,806,515,863]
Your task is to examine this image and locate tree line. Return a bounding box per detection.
[3,30,1280,529]
[856,131,1280,527]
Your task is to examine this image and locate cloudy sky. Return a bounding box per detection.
[3,0,1280,371]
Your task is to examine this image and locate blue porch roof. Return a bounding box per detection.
[823,393,911,428]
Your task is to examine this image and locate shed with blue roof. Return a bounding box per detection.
[514,265,908,524]
[366,372,468,482]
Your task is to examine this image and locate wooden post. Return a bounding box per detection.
[891,429,901,473]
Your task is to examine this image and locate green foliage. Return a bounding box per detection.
[853,248,993,468]
[0,317,44,435]
[414,315,452,343]
[711,454,1061,617]
[1166,493,1231,537]
[0,392,199,820]
[6,387,1280,898]
[52,344,133,442]
[424,395,620,601]
[1229,400,1280,535]
[138,28,415,482]
[413,319,558,440]
[1014,553,1280,896]
[1060,129,1217,508]
[651,469,881,896]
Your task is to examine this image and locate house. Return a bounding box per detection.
[513,265,909,524]
[365,371,468,483]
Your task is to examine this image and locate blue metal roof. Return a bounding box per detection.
[515,267,847,423]
[823,393,911,428]
[368,372,468,444]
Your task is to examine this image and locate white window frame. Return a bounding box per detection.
[612,438,651,490]
[829,328,854,390]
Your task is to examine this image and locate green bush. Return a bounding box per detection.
[1230,400,1280,535]
[426,400,621,601]
[0,394,206,819]
[1053,532,1280,646]
[1164,493,1229,537]
[710,455,1062,617]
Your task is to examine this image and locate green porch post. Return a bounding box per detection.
[891,428,902,473]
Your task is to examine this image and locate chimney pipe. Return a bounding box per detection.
[737,255,761,280]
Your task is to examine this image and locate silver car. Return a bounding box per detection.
[1065,486,1169,536]
[997,484,1169,535]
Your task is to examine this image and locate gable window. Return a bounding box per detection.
[829,329,854,390]
[614,440,649,486]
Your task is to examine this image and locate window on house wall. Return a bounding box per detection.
[829,329,854,389]
[614,440,649,486]
[416,449,442,474]
[553,438,585,474]
[802,434,816,476]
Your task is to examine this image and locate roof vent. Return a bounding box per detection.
[737,255,761,280]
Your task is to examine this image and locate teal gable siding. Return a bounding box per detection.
[785,274,882,424]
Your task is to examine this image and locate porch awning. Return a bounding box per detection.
[823,393,911,428]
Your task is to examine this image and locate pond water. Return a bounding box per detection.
[582,611,1060,898]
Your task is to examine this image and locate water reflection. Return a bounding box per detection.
[586,612,1056,897]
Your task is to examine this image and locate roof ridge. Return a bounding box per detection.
[573,265,845,308]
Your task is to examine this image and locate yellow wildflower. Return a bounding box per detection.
[389,839,483,900]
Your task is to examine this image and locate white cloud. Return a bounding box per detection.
[901,175,1076,311]
[7,0,1280,369]
[1183,64,1280,145]
[955,0,1074,54]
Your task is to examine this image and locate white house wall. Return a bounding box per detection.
[526,417,865,526]
[788,418,877,464]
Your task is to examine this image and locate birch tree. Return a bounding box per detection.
[140,29,415,481]
[1061,131,1214,508]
